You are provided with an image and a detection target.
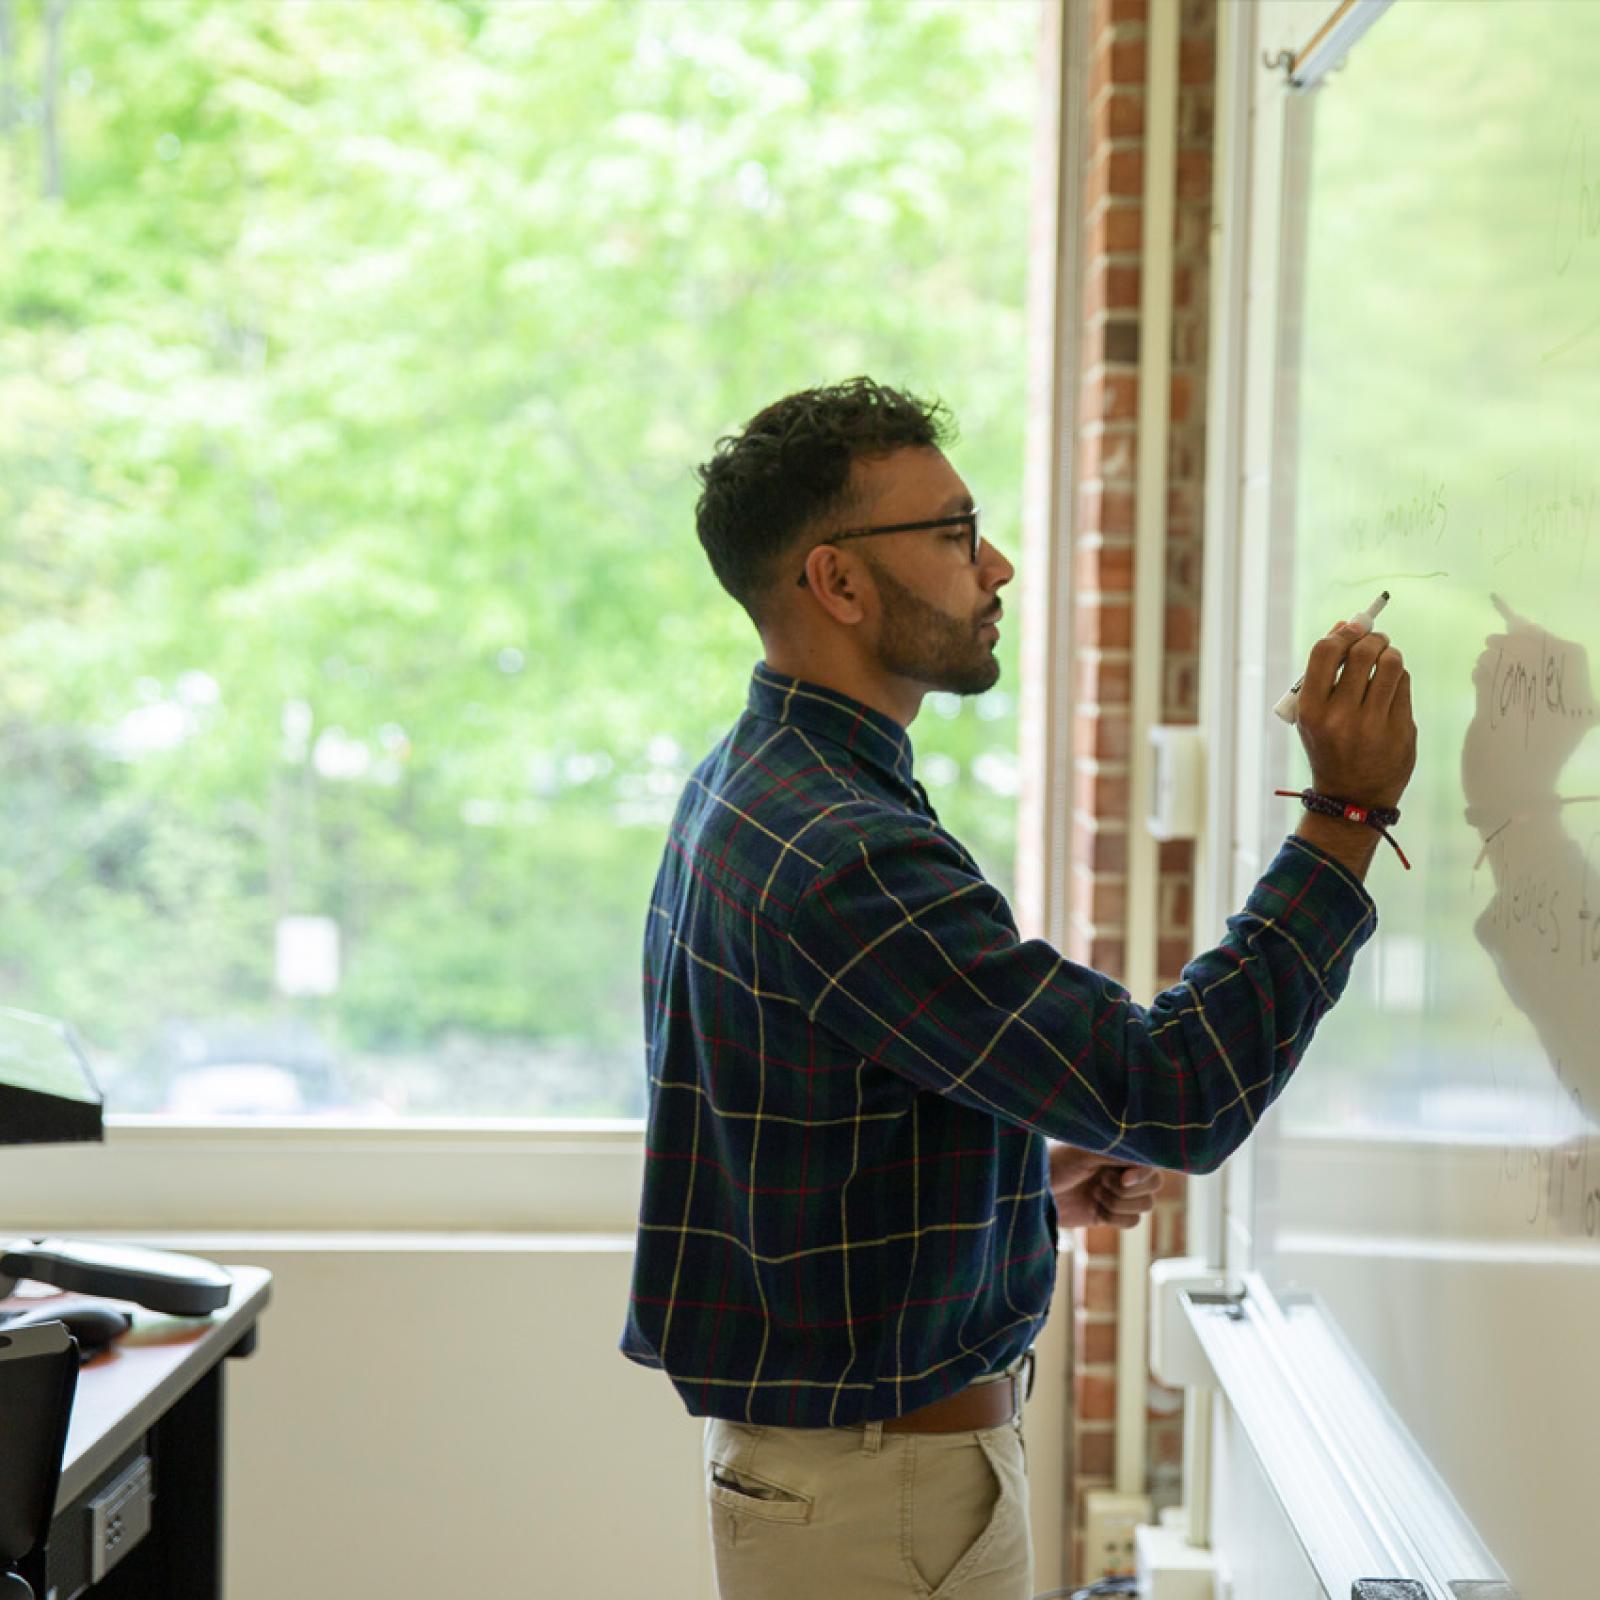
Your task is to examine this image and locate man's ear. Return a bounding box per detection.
[801,545,869,626]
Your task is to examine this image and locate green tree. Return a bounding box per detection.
[0,0,1039,1116]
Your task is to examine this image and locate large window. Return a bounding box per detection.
[1,0,1041,1120]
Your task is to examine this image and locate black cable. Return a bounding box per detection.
[1032,1578,1139,1600]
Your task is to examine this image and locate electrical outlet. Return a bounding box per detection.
[1084,1489,1152,1578]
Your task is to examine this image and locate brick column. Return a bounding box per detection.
[1067,0,1215,1578]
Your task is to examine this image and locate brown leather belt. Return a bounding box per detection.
[882,1349,1036,1434]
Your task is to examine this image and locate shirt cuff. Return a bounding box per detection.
[1246,834,1379,979]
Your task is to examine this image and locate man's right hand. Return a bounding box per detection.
[1295,619,1418,809]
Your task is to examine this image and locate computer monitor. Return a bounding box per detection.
[0,1009,102,1148]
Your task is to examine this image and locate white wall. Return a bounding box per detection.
[213,1238,704,1599]
[139,1235,1075,1600]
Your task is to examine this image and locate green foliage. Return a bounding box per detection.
[0,0,1038,1114]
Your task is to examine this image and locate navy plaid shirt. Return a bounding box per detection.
[620,664,1376,1426]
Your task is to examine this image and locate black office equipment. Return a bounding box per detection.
[0,1304,131,1361]
[0,1010,101,1599]
[0,1006,259,1597]
[0,1239,231,1318]
[0,1322,80,1599]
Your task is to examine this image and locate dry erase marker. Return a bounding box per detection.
[1272,590,1390,725]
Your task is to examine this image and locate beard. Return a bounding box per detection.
[862,554,1001,696]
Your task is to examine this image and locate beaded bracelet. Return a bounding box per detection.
[1275,788,1411,870]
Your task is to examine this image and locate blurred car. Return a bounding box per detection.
[124,1021,380,1118]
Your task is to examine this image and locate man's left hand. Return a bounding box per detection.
[1047,1140,1164,1229]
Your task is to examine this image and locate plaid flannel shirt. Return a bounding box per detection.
[620,664,1376,1426]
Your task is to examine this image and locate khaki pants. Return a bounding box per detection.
[702,1391,1032,1600]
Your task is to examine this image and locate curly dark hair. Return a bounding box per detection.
[694,376,956,625]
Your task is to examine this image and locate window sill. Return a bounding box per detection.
[1,1117,647,1234]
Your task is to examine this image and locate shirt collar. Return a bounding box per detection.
[746,663,917,793]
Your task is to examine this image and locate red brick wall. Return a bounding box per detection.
[1067,0,1214,1576]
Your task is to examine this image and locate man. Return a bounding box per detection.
[620,377,1415,1599]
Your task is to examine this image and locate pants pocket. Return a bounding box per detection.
[903,1425,1030,1600]
[708,1461,813,1524]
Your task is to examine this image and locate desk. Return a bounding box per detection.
[8,1265,271,1600]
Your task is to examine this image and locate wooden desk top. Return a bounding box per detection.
[2,1264,272,1509]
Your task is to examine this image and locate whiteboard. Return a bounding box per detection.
[1248,5,1600,1597]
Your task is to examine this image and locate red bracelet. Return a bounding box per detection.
[1276,788,1411,871]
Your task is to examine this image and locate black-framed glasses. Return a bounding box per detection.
[796,509,982,587]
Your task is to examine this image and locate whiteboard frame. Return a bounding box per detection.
[1215,0,1316,1286]
[1182,1275,1503,1599]
[1286,0,1396,90]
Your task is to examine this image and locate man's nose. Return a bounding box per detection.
[982,541,1016,588]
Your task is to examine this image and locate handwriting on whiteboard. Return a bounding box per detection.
[1494,1045,1600,1236]
[1554,117,1600,277]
